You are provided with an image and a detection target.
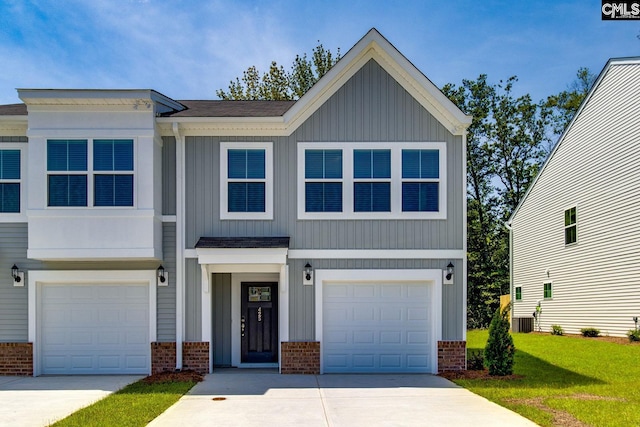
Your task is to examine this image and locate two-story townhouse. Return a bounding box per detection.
[0,29,470,376]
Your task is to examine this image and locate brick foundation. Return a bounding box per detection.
[0,343,33,376]
[183,342,210,374]
[151,342,177,374]
[437,340,466,372]
[151,342,210,374]
[281,341,320,374]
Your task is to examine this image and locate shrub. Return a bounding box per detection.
[467,349,484,370]
[580,327,600,337]
[551,325,564,336]
[628,329,640,342]
[484,304,515,376]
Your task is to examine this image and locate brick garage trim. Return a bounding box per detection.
[437,340,466,372]
[183,342,209,374]
[281,341,319,374]
[151,342,210,375]
[0,343,33,376]
[151,342,176,374]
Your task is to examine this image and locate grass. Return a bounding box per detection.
[458,330,640,427]
[51,379,197,427]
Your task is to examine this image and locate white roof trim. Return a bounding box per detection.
[508,57,640,224]
[285,28,471,136]
[158,29,471,137]
[195,247,288,265]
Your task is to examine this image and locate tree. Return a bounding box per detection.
[443,75,550,327]
[543,67,595,142]
[216,42,341,100]
[484,304,515,376]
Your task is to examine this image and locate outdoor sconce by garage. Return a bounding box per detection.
[157,265,168,286]
[11,264,24,287]
[443,262,454,285]
[303,263,314,286]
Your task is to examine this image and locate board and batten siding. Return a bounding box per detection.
[184,257,464,344]
[182,59,465,342]
[183,60,464,251]
[511,62,640,337]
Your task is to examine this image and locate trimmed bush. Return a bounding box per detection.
[628,329,640,342]
[551,325,564,336]
[484,304,515,376]
[580,327,600,337]
[467,349,484,370]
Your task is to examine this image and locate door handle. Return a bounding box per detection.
[241,316,246,337]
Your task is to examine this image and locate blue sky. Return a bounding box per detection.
[0,0,638,105]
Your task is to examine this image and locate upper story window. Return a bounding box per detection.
[305,149,343,212]
[297,142,446,219]
[564,206,577,245]
[220,142,273,220]
[47,139,134,207]
[402,149,439,212]
[0,149,21,213]
[354,149,390,212]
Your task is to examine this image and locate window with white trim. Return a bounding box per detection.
[354,149,390,212]
[47,139,134,207]
[220,142,273,219]
[543,282,552,299]
[564,206,576,245]
[0,149,21,213]
[297,142,446,219]
[515,286,522,301]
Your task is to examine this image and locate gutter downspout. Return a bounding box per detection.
[172,122,185,370]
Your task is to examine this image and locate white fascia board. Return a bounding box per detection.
[155,29,472,137]
[0,117,27,135]
[27,248,162,261]
[195,247,288,265]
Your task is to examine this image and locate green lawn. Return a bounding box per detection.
[51,379,197,427]
[459,330,640,427]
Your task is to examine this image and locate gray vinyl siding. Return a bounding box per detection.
[287,258,464,341]
[184,258,202,341]
[511,62,640,337]
[157,222,176,341]
[183,59,465,342]
[162,136,177,216]
[212,273,232,366]
[184,60,463,250]
[0,224,30,341]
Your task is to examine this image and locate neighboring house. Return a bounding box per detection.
[508,57,640,337]
[0,29,470,376]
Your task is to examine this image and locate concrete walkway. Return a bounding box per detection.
[0,375,142,427]
[149,370,538,427]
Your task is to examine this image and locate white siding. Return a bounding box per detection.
[511,61,640,337]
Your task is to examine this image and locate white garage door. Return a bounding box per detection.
[40,283,150,375]
[323,281,432,373]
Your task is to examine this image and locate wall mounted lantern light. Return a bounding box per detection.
[303,263,314,285]
[443,262,454,285]
[11,264,24,287]
[157,265,168,286]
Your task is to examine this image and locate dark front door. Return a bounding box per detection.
[241,282,278,363]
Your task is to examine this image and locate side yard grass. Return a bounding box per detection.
[51,378,197,427]
[457,330,640,427]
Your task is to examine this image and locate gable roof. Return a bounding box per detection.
[281,28,471,135]
[1,29,471,137]
[508,57,640,224]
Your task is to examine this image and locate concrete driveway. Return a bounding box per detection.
[149,370,537,427]
[0,375,142,426]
